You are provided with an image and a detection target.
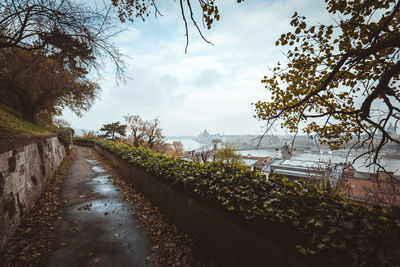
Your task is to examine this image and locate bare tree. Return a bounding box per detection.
[53,118,71,128]
[362,172,400,205]
[123,114,165,149]
[144,117,164,149]
[195,150,212,163]
[172,141,184,158]
[0,0,125,77]
[308,160,351,196]
[124,114,146,147]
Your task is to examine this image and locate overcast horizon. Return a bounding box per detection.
[61,0,330,136]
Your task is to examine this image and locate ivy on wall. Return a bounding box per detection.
[75,137,400,266]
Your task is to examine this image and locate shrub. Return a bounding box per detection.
[56,128,73,154]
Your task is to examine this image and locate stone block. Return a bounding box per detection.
[0,136,66,251]
[0,152,11,172]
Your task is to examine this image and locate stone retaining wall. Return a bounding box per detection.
[0,135,66,250]
[92,144,309,267]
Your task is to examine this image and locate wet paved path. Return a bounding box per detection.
[46,146,153,267]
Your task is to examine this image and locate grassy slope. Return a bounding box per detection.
[0,105,51,136]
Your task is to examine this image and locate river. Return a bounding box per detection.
[166,138,203,151]
[166,138,400,175]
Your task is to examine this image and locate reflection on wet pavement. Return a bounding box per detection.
[86,159,99,164]
[91,165,106,173]
[90,175,109,184]
[87,174,118,196]
[46,147,153,267]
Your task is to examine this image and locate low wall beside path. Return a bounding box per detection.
[0,135,66,250]
[77,140,309,267]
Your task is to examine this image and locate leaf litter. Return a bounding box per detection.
[0,147,219,267]
[92,151,218,267]
[0,149,77,267]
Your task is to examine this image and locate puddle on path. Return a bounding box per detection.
[91,165,106,173]
[89,175,109,184]
[86,159,99,164]
[46,147,153,267]
[74,199,121,215]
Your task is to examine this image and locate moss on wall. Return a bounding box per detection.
[7,157,16,173]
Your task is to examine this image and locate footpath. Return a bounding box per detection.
[2,145,214,267]
[46,146,153,267]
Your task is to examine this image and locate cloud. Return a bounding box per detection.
[62,0,330,136]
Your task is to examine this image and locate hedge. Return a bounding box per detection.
[75,137,400,266]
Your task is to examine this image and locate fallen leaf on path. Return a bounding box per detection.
[77,203,92,211]
[90,148,217,267]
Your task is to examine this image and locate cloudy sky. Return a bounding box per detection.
[61,0,330,136]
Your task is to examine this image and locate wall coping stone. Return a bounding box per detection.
[0,134,57,154]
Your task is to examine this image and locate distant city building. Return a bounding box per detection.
[242,159,258,171]
[261,158,346,185]
[240,156,270,171]
[197,129,212,144]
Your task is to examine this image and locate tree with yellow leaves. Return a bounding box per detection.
[254,0,400,170]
